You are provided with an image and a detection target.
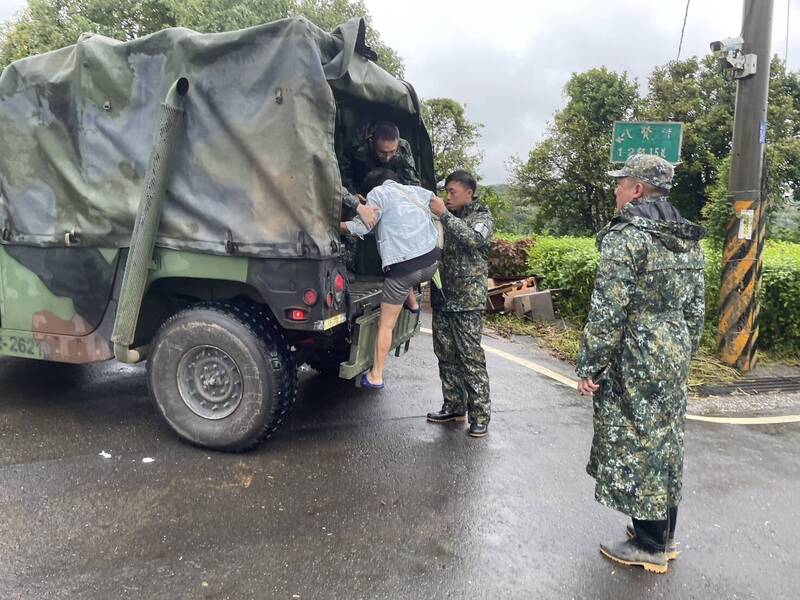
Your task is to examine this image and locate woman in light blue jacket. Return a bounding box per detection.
[340,168,440,389]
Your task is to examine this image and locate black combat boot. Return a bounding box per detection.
[468,423,488,437]
[426,409,467,423]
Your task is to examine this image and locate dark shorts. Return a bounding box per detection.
[382,261,439,305]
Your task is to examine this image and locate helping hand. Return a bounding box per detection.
[356,203,378,228]
[429,195,446,217]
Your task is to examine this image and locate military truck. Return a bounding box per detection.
[0,17,435,451]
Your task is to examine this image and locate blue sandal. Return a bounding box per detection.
[360,373,384,390]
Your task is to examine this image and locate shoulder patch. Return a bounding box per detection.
[473,222,491,240]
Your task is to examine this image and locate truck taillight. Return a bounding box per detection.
[325,293,334,307]
[303,289,318,306]
[286,308,308,322]
[333,273,345,293]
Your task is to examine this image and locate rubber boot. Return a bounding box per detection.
[599,539,668,574]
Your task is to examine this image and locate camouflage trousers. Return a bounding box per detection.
[432,310,490,425]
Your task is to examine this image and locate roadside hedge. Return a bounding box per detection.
[526,237,599,318]
[523,236,800,354]
[758,242,800,352]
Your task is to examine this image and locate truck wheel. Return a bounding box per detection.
[147,302,297,451]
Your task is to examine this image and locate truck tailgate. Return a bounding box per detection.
[346,278,383,319]
[339,284,422,380]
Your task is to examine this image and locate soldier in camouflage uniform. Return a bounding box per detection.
[427,171,493,438]
[576,154,705,574]
[340,121,420,203]
[339,121,420,271]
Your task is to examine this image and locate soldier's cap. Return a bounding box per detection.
[607,153,674,191]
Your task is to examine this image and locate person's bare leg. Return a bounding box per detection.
[367,302,403,385]
[404,290,419,311]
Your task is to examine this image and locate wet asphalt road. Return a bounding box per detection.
[1,317,799,600]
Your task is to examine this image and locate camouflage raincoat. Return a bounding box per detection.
[575,196,705,520]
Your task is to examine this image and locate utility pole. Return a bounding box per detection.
[716,0,774,372]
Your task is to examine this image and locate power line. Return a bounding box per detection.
[677,0,691,61]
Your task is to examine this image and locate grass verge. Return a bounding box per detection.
[483,313,777,390]
[485,313,581,363]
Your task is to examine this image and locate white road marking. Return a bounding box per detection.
[419,327,800,426]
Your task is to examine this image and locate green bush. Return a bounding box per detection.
[524,235,800,354]
[698,241,800,354]
[527,237,599,318]
[759,241,800,352]
[700,244,723,349]
[489,237,536,278]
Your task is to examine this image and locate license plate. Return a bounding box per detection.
[0,331,42,359]
[322,313,346,330]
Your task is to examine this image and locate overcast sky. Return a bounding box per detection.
[369,0,800,183]
[2,0,799,183]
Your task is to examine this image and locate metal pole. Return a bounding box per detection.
[112,77,190,363]
[786,0,790,66]
[717,0,774,372]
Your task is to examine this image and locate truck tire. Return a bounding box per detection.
[147,302,297,451]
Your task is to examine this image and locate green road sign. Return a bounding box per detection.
[610,121,683,164]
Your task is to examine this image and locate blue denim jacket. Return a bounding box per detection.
[344,181,438,268]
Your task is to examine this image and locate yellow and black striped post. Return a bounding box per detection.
[717,191,768,371]
[716,0,773,372]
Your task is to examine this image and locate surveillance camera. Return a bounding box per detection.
[710,36,744,54]
[709,35,756,78]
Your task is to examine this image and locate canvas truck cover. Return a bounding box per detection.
[0,17,419,258]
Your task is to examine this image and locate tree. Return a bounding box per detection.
[481,185,509,230]
[511,56,800,239]
[699,155,732,247]
[761,59,800,242]
[0,0,176,66]
[511,68,639,235]
[640,56,736,221]
[646,55,800,233]
[0,0,404,77]
[421,97,483,188]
